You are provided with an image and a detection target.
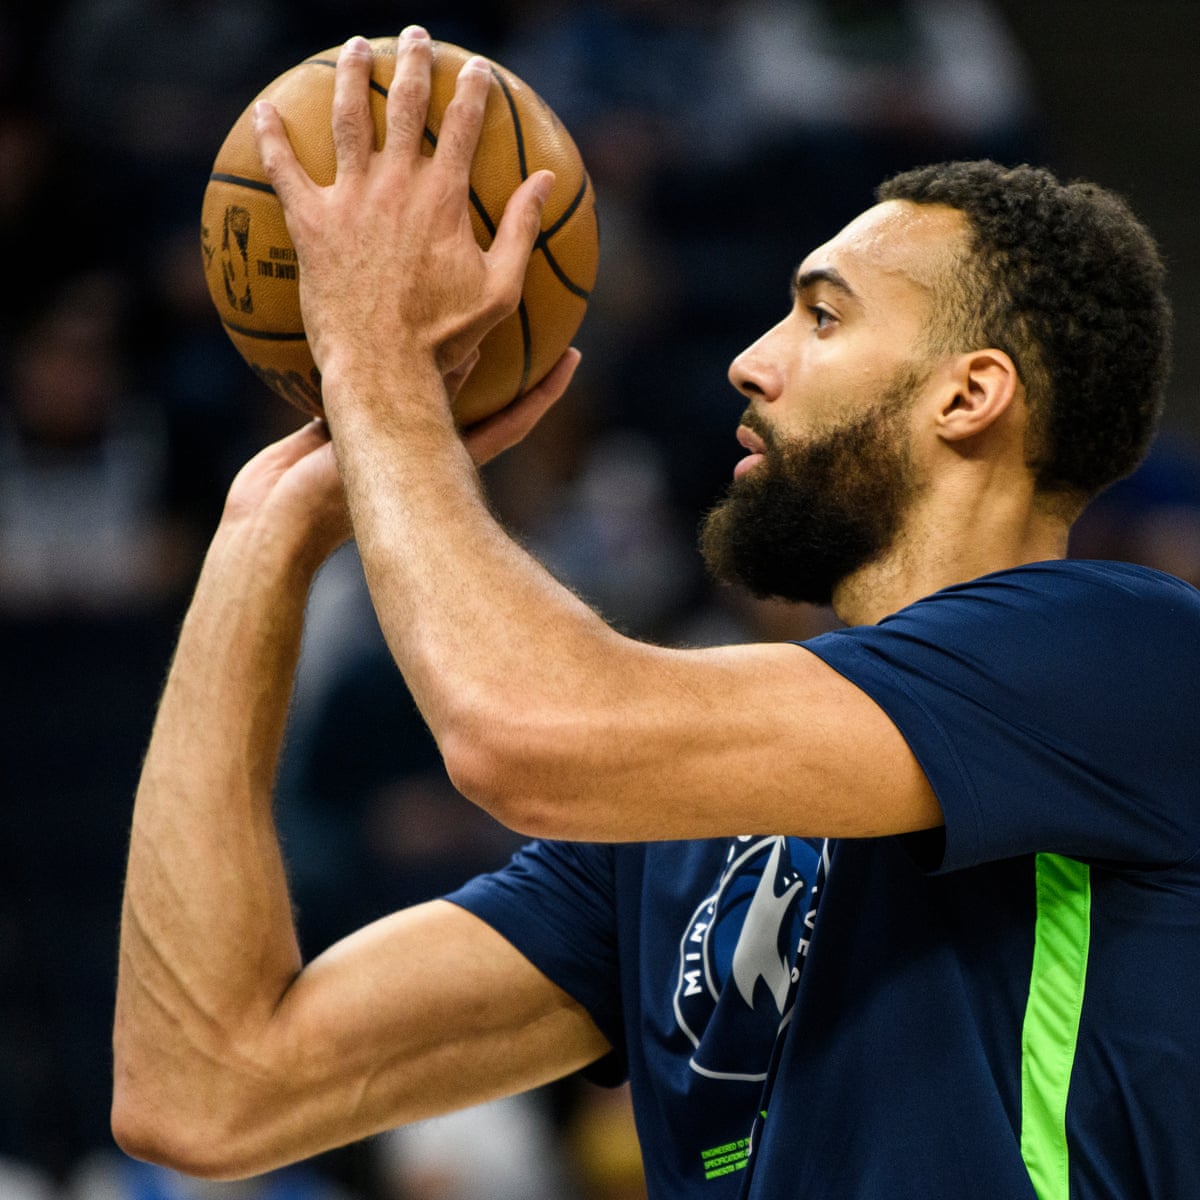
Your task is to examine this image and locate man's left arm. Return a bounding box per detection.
[256,31,942,845]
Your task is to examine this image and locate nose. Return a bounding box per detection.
[728,321,785,403]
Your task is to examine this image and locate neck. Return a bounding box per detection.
[830,479,1073,626]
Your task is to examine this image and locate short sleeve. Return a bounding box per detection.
[447,839,628,1080]
[804,562,1200,872]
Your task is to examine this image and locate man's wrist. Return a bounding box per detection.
[209,511,334,595]
[319,348,453,430]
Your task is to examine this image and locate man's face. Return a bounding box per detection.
[700,201,965,607]
[700,364,926,605]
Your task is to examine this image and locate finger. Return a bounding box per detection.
[253,101,316,212]
[486,170,554,290]
[384,25,433,161]
[261,419,333,468]
[433,55,492,181]
[331,36,377,177]
[524,346,582,407]
[462,347,581,466]
[228,418,328,492]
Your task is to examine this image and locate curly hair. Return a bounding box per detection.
[876,161,1173,506]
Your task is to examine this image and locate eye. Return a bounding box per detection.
[808,305,836,331]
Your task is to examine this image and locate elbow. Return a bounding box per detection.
[111,1094,223,1180]
[439,703,580,839]
[111,1064,273,1181]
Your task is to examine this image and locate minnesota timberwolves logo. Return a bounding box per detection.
[674,836,823,1082]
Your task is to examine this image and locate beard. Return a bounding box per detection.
[700,367,925,607]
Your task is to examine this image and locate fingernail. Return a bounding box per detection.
[401,25,429,41]
[533,171,554,203]
[252,100,269,126]
[345,35,371,53]
[463,55,491,75]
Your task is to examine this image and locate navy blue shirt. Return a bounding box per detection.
[449,561,1200,1198]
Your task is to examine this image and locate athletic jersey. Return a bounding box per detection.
[447,561,1200,1199]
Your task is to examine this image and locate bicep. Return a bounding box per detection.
[497,641,942,842]
[754,642,943,837]
[665,642,943,839]
[243,900,610,1172]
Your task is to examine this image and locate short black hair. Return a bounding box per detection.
[877,160,1173,506]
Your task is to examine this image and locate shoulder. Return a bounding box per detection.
[803,559,1200,786]
[805,562,1200,867]
[924,560,1200,672]
[814,560,1200,664]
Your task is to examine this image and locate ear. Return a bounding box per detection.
[934,349,1020,443]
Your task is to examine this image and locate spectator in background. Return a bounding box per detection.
[0,98,111,353]
[726,0,1036,163]
[0,272,191,613]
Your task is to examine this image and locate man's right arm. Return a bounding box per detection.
[111,421,608,1181]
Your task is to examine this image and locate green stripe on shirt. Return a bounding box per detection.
[1020,852,1092,1200]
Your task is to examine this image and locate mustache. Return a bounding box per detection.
[738,408,779,453]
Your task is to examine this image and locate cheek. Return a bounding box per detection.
[799,339,911,420]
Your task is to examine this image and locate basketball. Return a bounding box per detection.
[200,37,598,424]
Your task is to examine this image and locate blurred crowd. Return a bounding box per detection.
[1,1,1197,1198]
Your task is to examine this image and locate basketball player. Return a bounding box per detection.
[113,29,1198,1199]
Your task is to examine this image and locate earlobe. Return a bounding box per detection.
[936,349,1020,442]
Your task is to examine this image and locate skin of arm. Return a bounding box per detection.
[113,407,609,1177]
[253,31,942,844]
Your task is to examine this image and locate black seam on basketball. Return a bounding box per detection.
[222,319,307,341]
[210,172,276,195]
[537,243,591,301]
[517,300,532,396]
[534,174,594,297]
[491,69,528,179]
[540,173,590,241]
[420,124,496,239]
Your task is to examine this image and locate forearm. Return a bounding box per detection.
[113,519,316,1162]
[322,360,633,816]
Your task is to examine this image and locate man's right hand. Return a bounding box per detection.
[218,419,350,570]
[218,338,579,569]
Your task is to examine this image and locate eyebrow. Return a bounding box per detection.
[792,266,859,303]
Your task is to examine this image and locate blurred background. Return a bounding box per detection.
[0,1,1197,1197]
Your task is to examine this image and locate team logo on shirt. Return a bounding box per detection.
[674,836,825,1081]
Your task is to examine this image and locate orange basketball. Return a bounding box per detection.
[200,37,598,424]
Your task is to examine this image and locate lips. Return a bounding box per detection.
[736,425,768,456]
[734,424,769,480]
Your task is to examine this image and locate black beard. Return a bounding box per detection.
[700,376,922,608]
